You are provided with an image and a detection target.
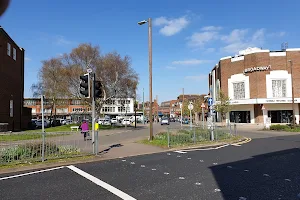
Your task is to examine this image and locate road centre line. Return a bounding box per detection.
[0,166,65,181]
[67,165,136,200]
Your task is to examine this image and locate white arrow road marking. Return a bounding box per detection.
[140,165,145,168]
[174,150,187,154]
[179,177,185,180]
[67,165,136,200]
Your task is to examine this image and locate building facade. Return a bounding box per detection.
[0,26,31,131]
[209,47,300,124]
[24,98,135,121]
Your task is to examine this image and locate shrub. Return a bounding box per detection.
[270,124,289,131]
[58,145,80,155]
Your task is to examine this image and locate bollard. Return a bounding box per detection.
[234,124,237,136]
[95,131,99,155]
[167,127,170,148]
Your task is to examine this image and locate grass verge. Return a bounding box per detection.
[0,155,95,169]
[139,129,243,148]
[0,133,68,142]
[23,124,122,133]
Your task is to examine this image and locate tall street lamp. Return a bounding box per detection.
[138,18,153,140]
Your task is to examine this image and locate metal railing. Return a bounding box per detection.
[0,131,94,165]
[164,124,238,148]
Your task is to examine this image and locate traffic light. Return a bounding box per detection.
[80,73,90,98]
[94,80,103,98]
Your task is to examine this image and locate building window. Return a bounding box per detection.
[7,43,11,56]
[272,80,286,98]
[13,48,16,60]
[233,82,245,100]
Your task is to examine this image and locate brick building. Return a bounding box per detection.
[209,47,300,124]
[0,26,31,131]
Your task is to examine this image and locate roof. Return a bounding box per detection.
[0,26,24,50]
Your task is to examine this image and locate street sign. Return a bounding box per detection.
[179,103,182,109]
[201,103,205,108]
[261,105,265,110]
[208,98,213,106]
[188,104,194,110]
[87,68,92,73]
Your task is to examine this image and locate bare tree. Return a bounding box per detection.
[31,58,67,125]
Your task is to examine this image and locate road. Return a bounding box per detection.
[1,129,300,199]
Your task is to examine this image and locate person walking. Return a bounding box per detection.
[80,120,89,141]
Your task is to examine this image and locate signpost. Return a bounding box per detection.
[208,97,214,141]
[201,103,205,129]
[180,103,182,128]
[188,102,194,129]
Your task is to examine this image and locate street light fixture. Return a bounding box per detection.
[138,18,153,140]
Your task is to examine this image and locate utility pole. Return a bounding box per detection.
[143,88,145,124]
[41,95,45,162]
[137,17,153,140]
[149,18,153,140]
[289,60,296,127]
[156,95,158,122]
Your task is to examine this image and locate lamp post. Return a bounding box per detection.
[143,88,145,124]
[289,60,296,127]
[138,18,153,140]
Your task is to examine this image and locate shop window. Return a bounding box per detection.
[233,82,245,100]
[272,80,286,98]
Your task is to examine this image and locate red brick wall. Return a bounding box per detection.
[219,51,300,99]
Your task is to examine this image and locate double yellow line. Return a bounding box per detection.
[232,137,252,146]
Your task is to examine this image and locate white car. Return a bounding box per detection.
[111,118,117,124]
[161,117,170,125]
[103,119,111,126]
[122,119,131,126]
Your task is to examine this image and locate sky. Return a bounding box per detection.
[1,0,300,103]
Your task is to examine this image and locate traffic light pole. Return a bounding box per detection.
[91,73,96,154]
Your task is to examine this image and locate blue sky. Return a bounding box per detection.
[1,0,300,103]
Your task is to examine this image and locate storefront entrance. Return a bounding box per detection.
[268,110,293,123]
[230,111,250,123]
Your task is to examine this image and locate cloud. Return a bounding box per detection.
[55,35,73,45]
[166,66,176,70]
[187,31,219,47]
[205,48,215,53]
[172,59,211,65]
[153,16,190,36]
[201,26,222,31]
[220,28,265,54]
[268,31,286,37]
[185,74,207,81]
[25,57,31,61]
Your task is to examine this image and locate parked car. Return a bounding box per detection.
[161,117,170,125]
[103,119,111,126]
[111,118,117,124]
[121,119,131,126]
[35,120,50,128]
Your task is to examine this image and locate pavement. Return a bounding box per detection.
[1,127,300,199]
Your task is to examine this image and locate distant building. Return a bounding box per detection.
[24,97,138,122]
[0,26,31,131]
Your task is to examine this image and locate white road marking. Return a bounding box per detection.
[263,174,270,177]
[122,160,126,162]
[187,158,192,160]
[195,182,202,185]
[214,188,221,192]
[167,153,171,156]
[0,166,65,181]
[239,197,247,200]
[164,172,169,175]
[67,165,136,200]
[213,163,218,165]
[130,162,135,165]
[177,155,181,158]
[183,144,230,152]
[285,179,291,182]
[179,177,185,180]
[244,170,249,172]
[231,144,241,147]
[174,150,187,154]
[227,166,233,169]
[140,165,145,168]
[151,169,156,171]
[200,160,204,162]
